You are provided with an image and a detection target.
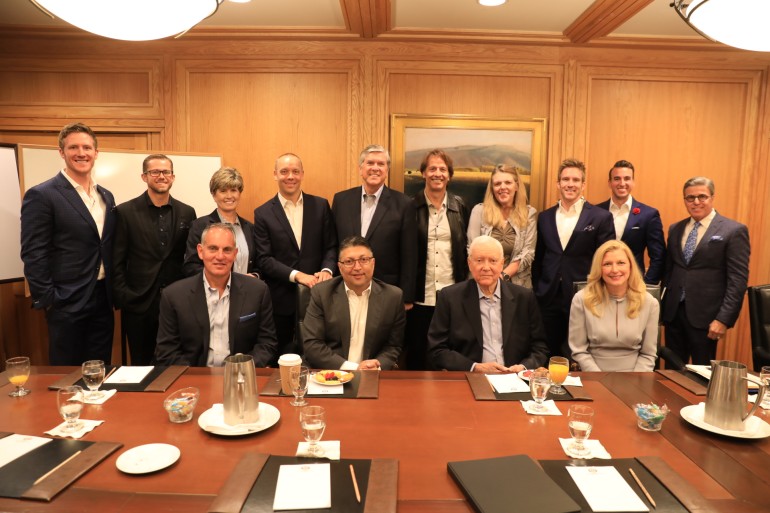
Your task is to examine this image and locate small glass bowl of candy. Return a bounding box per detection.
[163,387,200,423]
[634,403,669,431]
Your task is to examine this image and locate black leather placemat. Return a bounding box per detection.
[70,366,168,392]
[262,371,376,399]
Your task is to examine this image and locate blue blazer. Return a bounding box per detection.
[253,193,337,316]
[532,201,614,312]
[661,212,750,329]
[596,198,666,284]
[20,172,116,312]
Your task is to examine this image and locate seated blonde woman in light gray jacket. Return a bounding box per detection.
[569,240,659,372]
[466,164,537,288]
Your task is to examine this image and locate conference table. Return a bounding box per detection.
[0,367,769,513]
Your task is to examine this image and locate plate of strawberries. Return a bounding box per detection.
[313,370,354,386]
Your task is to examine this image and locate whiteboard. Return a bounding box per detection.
[0,145,23,282]
[7,145,222,282]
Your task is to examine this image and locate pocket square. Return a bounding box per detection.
[709,235,724,242]
[631,226,640,230]
[583,225,595,232]
[239,312,257,322]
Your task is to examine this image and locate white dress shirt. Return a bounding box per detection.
[203,273,232,367]
[418,192,454,307]
[360,185,384,237]
[340,282,372,370]
[555,197,585,250]
[681,208,717,250]
[609,195,633,240]
[278,192,304,282]
[60,170,107,279]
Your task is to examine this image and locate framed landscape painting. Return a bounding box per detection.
[389,114,548,212]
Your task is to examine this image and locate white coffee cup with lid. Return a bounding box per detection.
[277,353,302,395]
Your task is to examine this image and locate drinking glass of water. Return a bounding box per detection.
[299,405,326,457]
[81,360,105,401]
[760,366,770,408]
[290,366,309,406]
[57,386,85,433]
[529,371,551,412]
[5,357,30,397]
[566,405,594,458]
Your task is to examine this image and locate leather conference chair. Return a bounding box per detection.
[571,281,685,370]
[747,284,770,371]
[293,283,312,356]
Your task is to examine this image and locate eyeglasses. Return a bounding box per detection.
[144,169,174,177]
[684,194,710,203]
[338,256,374,268]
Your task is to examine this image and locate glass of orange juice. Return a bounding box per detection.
[548,356,569,395]
[5,356,31,397]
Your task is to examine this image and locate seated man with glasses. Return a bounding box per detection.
[302,235,405,370]
[428,235,549,373]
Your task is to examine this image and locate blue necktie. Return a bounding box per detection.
[680,221,700,301]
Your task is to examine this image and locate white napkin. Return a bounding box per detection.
[296,440,340,460]
[308,375,345,395]
[487,374,530,393]
[203,403,264,435]
[83,389,117,405]
[558,438,611,459]
[520,400,562,415]
[566,466,649,512]
[273,463,331,510]
[45,419,104,439]
[563,375,583,387]
[748,394,770,410]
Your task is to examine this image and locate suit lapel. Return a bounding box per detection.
[269,195,299,252]
[621,199,640,238]
[462,281,484,351]
[564,203,592,252]
[333,283,352,358]
[692,213,722,262]
[365,187,389,239]
[543,208,562,254]
[55,174,99,233]
[362,281,384,360]
[227,276,242,353]
[190,276,211,356]
[670,220,687,264]
[500,283,514,348]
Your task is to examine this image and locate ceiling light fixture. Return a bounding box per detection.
[478,0,507,6]
[29,0,223,41]
[672,0,770,52]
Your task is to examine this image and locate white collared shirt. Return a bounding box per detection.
[341,281,372,370]
[278,192,305,283]
[609,195,633,240]
[60,170,107,280]
[555,197,585,250]
[360,185,384,237]
[203,273,232,367]
[216,211,249,275]
[478,281,504,366]
[419,191,454,307]
[681,208,717,250]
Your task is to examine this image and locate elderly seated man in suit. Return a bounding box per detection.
[302,235,405,370]
[428,235,549,373]
[155,223,277,367]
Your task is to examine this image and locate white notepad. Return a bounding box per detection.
[0,434,52,469]
[104,366,153,384]
[486,374,530,393]
[273,463,331,510]
[566,466,649,512]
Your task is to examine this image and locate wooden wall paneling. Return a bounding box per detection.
[0,57,163,121]
[174,58,361,212]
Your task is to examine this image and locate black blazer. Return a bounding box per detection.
[532,201,614,312]
[661,213,750,329]
[154,272,278,367]
[412,190,469,303]
[20,172,116,312]
[184,209,259,277]
[427,279,549,371]
[332,186,417,302]
[112,192,196,313]
[596,198,666,284]
[253,193,337,316]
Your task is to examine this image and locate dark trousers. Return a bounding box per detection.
[123,296,161,366]
[270,313,298,366]
[538,290,569,359]
[404,304,434,370]
[46,280,114,365]
[664,301,717,365]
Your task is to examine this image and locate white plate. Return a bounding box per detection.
[116,443,180,474]
[197,402,280,436]
[680,403,770,439]
[518,370,533,381]
[312,371,354,386]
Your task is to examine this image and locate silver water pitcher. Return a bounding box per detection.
[223,353,259,425]
[704,360,766,431]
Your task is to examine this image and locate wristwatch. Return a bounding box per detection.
[501,272,511,282]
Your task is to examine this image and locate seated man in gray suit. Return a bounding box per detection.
[155,223,277,367]
[302,236,405,370]
[428,235,549,373]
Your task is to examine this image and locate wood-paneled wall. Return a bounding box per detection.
[1,31,768,368]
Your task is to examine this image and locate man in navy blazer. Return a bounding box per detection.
[428,236,548,372]
[661,177,750,365]
[532,158,614,357]
[253,153,337,359]
[20,123,116,365]
[596,160,665,284]
[154,223,277,367]
[332,145,417,305]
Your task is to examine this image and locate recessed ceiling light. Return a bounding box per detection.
[229,0,251,3]
[478,0,507,6]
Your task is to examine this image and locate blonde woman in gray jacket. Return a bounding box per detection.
[467,164,537,288]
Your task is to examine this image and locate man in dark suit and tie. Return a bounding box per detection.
[112,154,196,365]
[20,122,116,365]
[253,153,337,359]
[332,145,417,306]
[661,177,750,365]
[154,223,277,367]
[532,158,614,358]
[596,160,665,284]
[302,236,405,370]
[427,236,548,373]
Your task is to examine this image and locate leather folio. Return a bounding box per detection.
[47,365,188,392]
[465,373,592,402]
[656,370,708,396]
[260,369,380,399]
[209,453,397,513]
